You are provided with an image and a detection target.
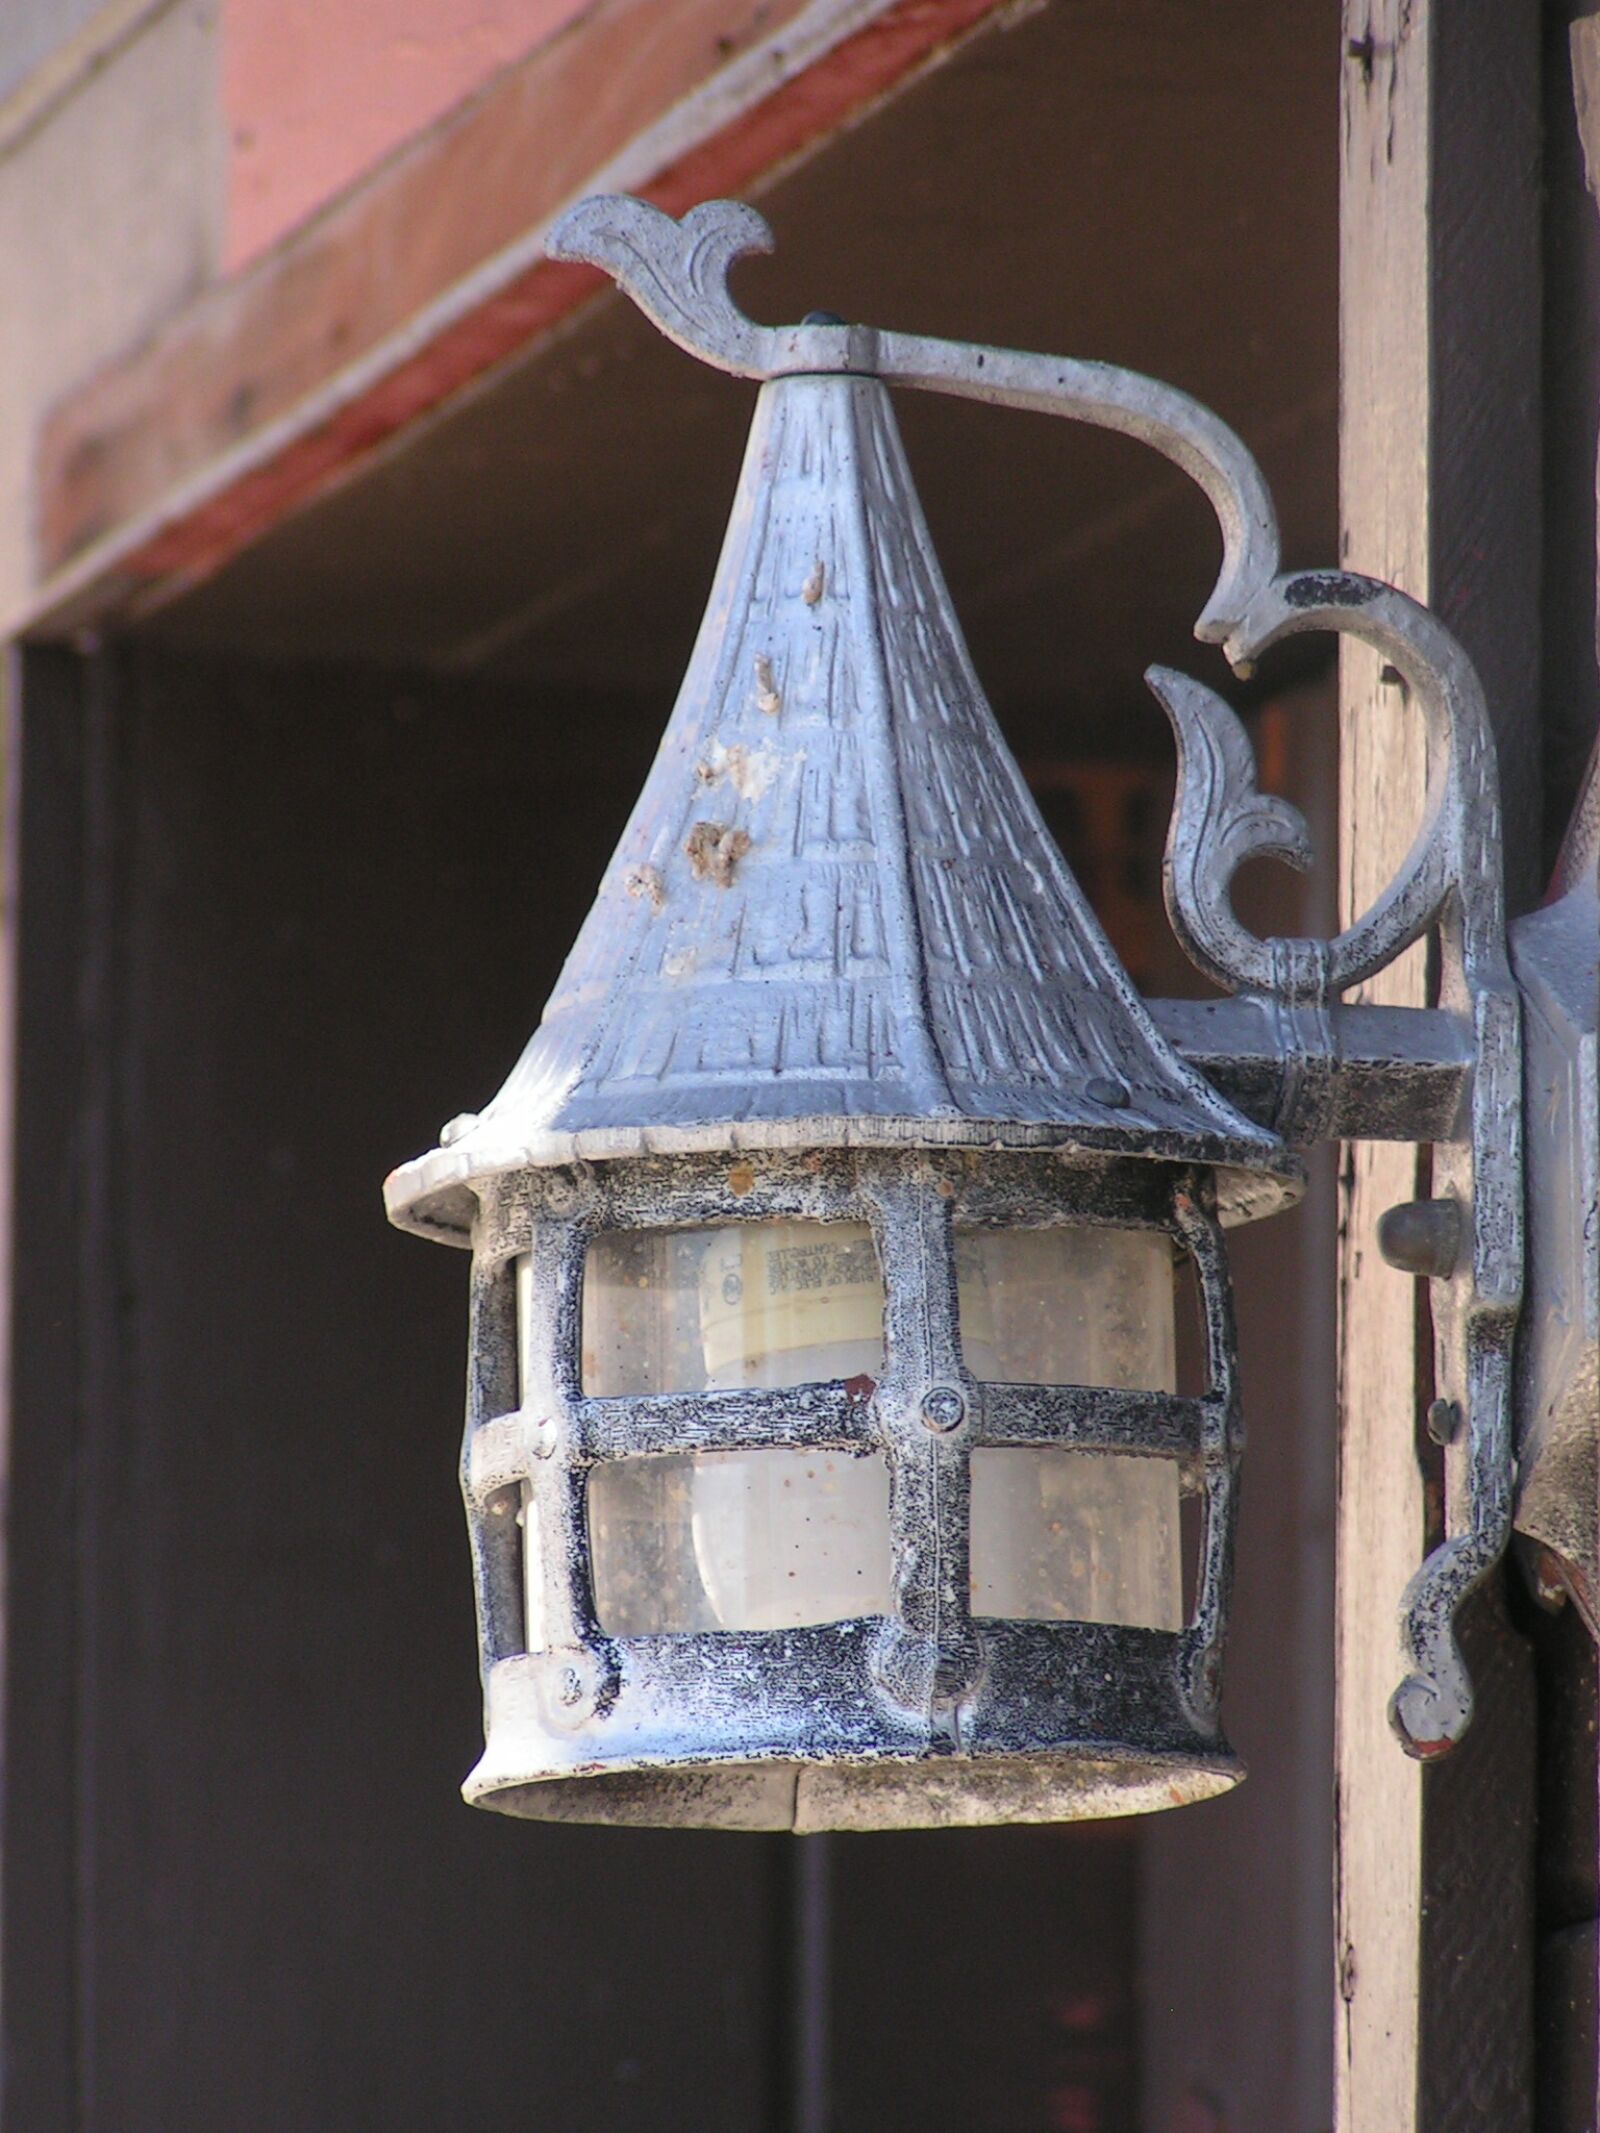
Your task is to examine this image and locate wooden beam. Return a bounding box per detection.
[30,0,1012,634]
[1338,2,1540,2127]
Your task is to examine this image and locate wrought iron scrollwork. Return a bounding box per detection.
[544,193,1523,1761]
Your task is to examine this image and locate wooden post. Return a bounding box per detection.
[1338,2,1540,2127]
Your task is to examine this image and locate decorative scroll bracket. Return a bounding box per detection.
[545,193,1526,1762]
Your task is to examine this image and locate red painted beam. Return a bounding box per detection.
[37,0,1013,628]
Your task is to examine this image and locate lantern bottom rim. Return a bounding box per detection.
[462,1745,1243,1832]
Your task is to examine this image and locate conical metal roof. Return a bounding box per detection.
[387,372,1287,1238]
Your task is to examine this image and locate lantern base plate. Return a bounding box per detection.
[465,1747,1243,1832]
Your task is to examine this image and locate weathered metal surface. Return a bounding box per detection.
[542,195,1279,648]
[388,192,1531,1820]
[1154,561,1524,1762]
[1511,747,1600,1627]
[1147,995,1471,1144]
[460,1148,1244,1830]
[385,352,1288,1242]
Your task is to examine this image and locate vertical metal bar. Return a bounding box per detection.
[865,1168,977,1732]
[463,1250,524,1670]
[1171,1181,1240,1733]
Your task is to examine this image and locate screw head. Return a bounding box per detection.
[557,1665,584,1707]
[1425,1397,1462,1448]
[920,1384,967,1433]
[1378,1198,1462,1280]
[1086,1076,1130,1110]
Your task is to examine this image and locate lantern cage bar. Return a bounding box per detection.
[459,1148,1246,1831]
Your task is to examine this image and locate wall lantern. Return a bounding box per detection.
[385,196,1534,1832]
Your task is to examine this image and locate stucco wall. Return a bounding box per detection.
[222,0,587,268]
[0,0,222,636]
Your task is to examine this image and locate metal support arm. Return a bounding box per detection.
[1150,998,1472,1146]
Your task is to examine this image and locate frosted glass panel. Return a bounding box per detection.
[578,1222,884,1396]
[955,1226,1177,1389]
[970,1448,1184,1630]
[589,1450,892,1633]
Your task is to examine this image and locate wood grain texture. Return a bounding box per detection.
[1338,2,1540,2126]
[1337,11,1432,2115]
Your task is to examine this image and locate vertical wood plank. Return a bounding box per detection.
[1338,2,1541,2128]
[1338,10,1432,2116]
[1533,20,1600,2129]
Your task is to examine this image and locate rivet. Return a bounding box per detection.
[528,1415,558,1459]
[557,1665,584,1707]
[1086,1076,1130,1110]
[1378,1198,1462,1279]
[1425,1397,1462,1448]
[803,309,845,326]
[439,1111,478,1146]
[920,1384,967,1433]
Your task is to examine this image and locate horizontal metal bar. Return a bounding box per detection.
[1148,995,1471,1144]
[975,1384,1212,1474]
[573,1380,878,1460]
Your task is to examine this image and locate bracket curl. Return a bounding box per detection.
[1151,564,1521,1764]
[545,192,1523,1763]
[547,195,776,373]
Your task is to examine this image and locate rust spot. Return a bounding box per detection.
[685,821,751,886]
[727,1160,757,1196]
[696,740,778,803]
[843,1373,877,1403]
[802,560,826,606]
[753,653,782,714]
[1409,1733,1454,1762]
[623,861,665,910]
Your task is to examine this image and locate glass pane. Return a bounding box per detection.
[955,1226,1177,1389]
[589,1450,893,1633]
[518,1481,545,1651]
[578,1222,885,1397]
[970,1448,1183,1630]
